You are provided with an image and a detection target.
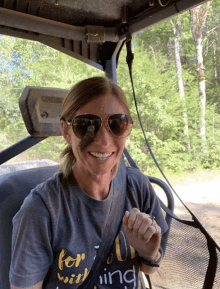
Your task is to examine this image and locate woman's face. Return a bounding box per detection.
[62,94,127,178]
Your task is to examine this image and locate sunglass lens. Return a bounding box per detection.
[72,115,101,139]
[108,114,133,137]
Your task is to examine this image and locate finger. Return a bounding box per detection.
[137,217,152,239]
[143,225,157,242]
[127,208,140,230]
[122,211,130,226]
[132,213,146,236]
[143,224,161,243]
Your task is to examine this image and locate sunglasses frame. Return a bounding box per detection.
[66,113,135,139]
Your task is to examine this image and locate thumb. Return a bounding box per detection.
[122,211,130,226]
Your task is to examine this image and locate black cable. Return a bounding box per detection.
[125,37,220,289]
[125,36,201,220]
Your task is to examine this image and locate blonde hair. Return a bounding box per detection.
[60,76,130,179]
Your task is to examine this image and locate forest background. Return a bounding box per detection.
[0,0,220,181]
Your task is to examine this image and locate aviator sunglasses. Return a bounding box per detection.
[66,113,134,139]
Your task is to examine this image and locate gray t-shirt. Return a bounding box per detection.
[10,167,168,289]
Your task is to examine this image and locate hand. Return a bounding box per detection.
[122,208,161,261]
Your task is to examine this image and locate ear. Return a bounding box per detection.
[60,120,71,145]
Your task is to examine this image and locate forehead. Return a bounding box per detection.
[75,94,125,116]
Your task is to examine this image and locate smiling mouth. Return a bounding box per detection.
[89,152,114,160]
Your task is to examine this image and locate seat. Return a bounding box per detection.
[148,176,174,255]
[0,165,58,289]
[0,163,173,289]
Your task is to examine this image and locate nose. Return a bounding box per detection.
[93,122,112,146]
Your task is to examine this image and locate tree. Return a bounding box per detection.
[202,0,220,108]
[171,15,190,150]
[117,45,191,175]
[1,1,220,172]
[0,35,104,160]
[191,1,211,152]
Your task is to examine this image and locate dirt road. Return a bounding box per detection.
[154,176,220,247]
[147,178,220,289]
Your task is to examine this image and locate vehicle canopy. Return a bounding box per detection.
[0,0,206,75]
[1,1,220,289]
[0,0,208,162]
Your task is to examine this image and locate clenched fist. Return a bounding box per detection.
[122,208,161,261]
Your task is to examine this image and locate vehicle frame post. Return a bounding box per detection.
[102,40,124,83]
[0,136,46,165]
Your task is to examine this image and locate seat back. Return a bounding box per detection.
[0,165,58,289]
[148,176,174,255]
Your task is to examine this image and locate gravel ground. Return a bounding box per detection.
[145,178,220,289]
[154,175,220,247]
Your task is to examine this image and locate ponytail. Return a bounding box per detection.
[59,145,76,178]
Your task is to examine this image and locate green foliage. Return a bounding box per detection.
[117,45,196,175]
[0,36,104,161]
[117,1,220,174]
[1,0,220,174]
[22,137,65,162]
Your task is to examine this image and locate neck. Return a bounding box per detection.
[72,167,112,200]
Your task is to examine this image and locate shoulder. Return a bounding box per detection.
[126,167,154,209]
[15,172,65,218]
[127,166,151,192]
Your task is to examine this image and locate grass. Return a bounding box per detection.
[144,168,220,186]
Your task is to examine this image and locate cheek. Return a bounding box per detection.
[116,138,126,152]
[70,135,80,153]
[67,135,72,145]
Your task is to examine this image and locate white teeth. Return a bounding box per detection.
[90,152,112,158]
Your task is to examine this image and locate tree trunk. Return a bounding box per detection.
[171,15,190,150]
[213,43,220,83]
[191,2,211,152]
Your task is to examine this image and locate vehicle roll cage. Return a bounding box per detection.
[1,2,220,289]
[0,0,206,74]
[0,0,207,165]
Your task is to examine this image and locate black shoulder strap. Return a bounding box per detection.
[124,150,220,289]
[78,155,127,289]
[124,148,199,228]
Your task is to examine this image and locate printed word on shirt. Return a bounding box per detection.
[57,230,137,288]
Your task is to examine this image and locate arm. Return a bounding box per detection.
[11,280,43,289]
[139,250,162,275]
[9,191,53,288]
[123,208,162,275]
[123,171,168,274]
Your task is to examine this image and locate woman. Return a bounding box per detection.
[10,77,168,289]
